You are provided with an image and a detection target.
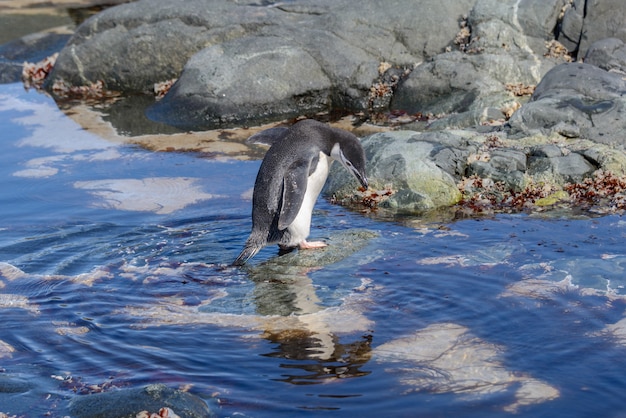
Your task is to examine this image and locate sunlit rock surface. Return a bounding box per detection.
[374,323,560,412]
[509,63,626,146]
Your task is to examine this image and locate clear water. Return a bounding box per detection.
[1,83,626,417]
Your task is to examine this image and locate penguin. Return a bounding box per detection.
[232,119,368,266]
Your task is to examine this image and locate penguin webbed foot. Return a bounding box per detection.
[277,240,327,256]
[298,240,328,250]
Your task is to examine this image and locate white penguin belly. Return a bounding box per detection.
[285,152,331,246]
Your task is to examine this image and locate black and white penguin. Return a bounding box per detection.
[232,119,368,266]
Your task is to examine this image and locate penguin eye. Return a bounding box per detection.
[345,160,353,167]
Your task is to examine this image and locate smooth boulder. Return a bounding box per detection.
[508,63,626,146]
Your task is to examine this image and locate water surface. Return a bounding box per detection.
[1,83,626,417]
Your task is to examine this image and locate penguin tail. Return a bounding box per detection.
[232,244,262,266]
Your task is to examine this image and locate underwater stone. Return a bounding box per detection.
[68,383,215,418]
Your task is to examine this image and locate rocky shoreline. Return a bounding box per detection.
[5,0,626,216]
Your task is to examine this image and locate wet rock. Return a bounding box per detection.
[0,32,70,84]
[245,229,379,316]
[68,383,215,418]
[325,131,463,213]
[0,376,31,394]
[508,63,626,146]
[260,229,379,269]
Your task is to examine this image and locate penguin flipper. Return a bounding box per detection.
[246,127,289,146]
[277,160,309,231]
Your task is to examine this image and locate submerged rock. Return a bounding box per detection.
[510,254,626,299]
[257,229,379,269]
[74,177,217,215]
[374,323,559,412]
[68,383,215,418]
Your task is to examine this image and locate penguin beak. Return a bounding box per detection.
[348,166,368,190]
[357,171,369,190]
[334,146,368,189]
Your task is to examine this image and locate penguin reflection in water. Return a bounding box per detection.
[233,119,368,266]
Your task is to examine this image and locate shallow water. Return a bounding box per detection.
[2,83,626,417]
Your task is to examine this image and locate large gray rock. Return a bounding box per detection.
[578,0,626,59]
[47,0,271,92]
[325,131,463,213]
[47,0,476,129]
[508,63,626,146]
[147,36,333,129]
[584,38,626,74]
[149,0,477,129]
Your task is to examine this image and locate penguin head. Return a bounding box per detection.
[331,142,368,190]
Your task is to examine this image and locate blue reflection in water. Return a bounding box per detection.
[1,84,626,417]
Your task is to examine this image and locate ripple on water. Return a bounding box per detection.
[5,83,626,416]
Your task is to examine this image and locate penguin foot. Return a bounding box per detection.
[298,240,328,250]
